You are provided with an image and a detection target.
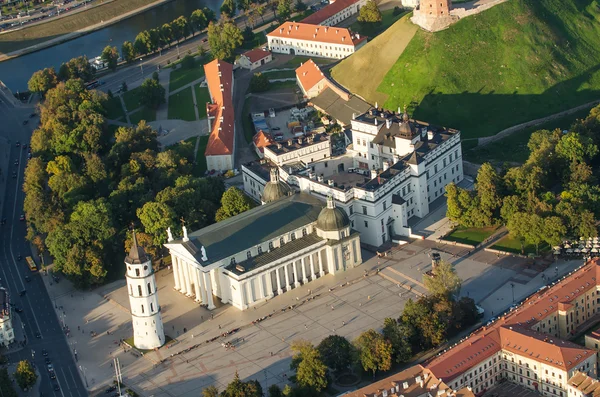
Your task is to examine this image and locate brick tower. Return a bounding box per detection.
[411,0,456,32]
[420,0,452,17]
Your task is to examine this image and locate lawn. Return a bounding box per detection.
[376,0,600,139]
[0,0,160,55]
[242,97,254,143]
[194,85,211,119]
[122,87,143,112]
[103,96,126,121]
[282,55,334,68]
[169,58,206,92]
[167,87,196,121]
[263,70,296,80]
[464,106,595,164]
[350,9,408,38]
[444,226,497,246]
[194,135,209,176]
[331,13,417,106]
[491,235,550,256]
[269,80,298,90]
[129,106,156,125]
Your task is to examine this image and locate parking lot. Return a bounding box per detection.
[483,381,541,397]
[252,106,325,143]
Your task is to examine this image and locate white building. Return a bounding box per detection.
[265,133,331,167]
[301,0,367,26]
[401,0,419,8]
[126,232,165,350]
[236,48,272,70]
[164,184,362,311]
[243,107,463,247]
[267,22,367,59]
[0,288,14,347]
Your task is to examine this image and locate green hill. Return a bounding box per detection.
[345,0,600,139]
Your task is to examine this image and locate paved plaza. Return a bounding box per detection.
[41,224,587,397]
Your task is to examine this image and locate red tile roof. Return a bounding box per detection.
[301,0,361,25]
[204,59,234,156]
[426,259,600,382]
[253,130,274,152]
[295,59,326,93]
[242,48,271,63]
[267,22,365,46]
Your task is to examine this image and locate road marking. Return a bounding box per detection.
[56,367,67,397]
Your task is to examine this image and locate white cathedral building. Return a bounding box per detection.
[126,232,165,350]
[164,184,362,311]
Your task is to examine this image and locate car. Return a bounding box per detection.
[47,364,53,373]
[11,172,17,179]
[274,135,283,141]
[15,141,20,147]
[49,372,56,380]
[53,276,60,283]
[24,276,31,282]
[14,159,18,166]
[202,38,208,43]
[53,384,60,391]
[27,153,32,160]
[19,290,26,296]
[22,120,28,125]
[19,214,25,221]
[14,307,23,313]
[35,332,41,338]
[22,143,27,149]
[105,386,117,393]
[29,113,35,118]
[42,349,48,356]
[272,127,281,131]
[45,357,51,364]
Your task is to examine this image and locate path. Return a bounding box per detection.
[477,99,600,147]
[119,95,132,125]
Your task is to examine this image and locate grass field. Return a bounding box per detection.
[444,226,497,246]
[491,235,549,256]
[350,9,407,38]
[0,0,162,55]
[331,13,417,106]
[263,70,296,80]
[169,58,206,92]
[375,0,600,139]
[465,106,596,164]
[168,87,196,121]
[122,87,143,112]
[129,106,156,125]
[103,96,126,121]
[282,56,334,68]
[194,85,211,119]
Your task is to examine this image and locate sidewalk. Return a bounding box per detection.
[6,363,41,397]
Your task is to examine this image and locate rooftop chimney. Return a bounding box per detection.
[317,174,324,182]
[277,143,282,149]
[386,118,392,129]
[383,161,390,171]
[327,179,334,186]
[370,168,378,179]
[288,139,293,146]
[298,137,303,144]
[428,130,434,140]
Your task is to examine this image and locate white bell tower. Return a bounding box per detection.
[125,231,165,350]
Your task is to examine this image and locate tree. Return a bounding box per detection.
[122,41,136,63]
[475,162,502,225]
[276,0,292,21]
[445,182,463,223]
[249,72,270,92]
[207,19,244,61]
[290,340,328,392]
[543,216,566,247]
[134,30,152,55]
[216,187,254,221]
[507,211,530,254]
[171,16,191,42]
[15,360,37,390]
[221,372,262,397]
[137,201,177,246]
[220,0,237,18]
[354,329,392,376]
[190,9,208,34]
[256,4,266,22]
[202,385,219,397]
[556,132,598,164]
[237,0,252,13]
[181,54,195,70]
[423,260,461,296]
[317,335,355,373]
[161,23,174,46]
[28,67,58,96]
[139,78,166,110]
[148,28,162,52]
[500,195,520,224]
[357,0,381,23]
[58,56,95,82]
[101,45,119,71]
[295,0,307,12]
[121,81,128,93]
[268,385,282,397]
[382,318,411,364]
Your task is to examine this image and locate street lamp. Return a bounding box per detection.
[510,282,515,303]
[79,365,89,387]
[139,58,143,77]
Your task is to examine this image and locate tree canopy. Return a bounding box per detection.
[317,335,355,373]
[15,360,37,390]
[27,67,58,96]
[139,78,166,110]
[216,187,255,221]
[290,340,328,392]
[101,45,120,71]
[207,19,244,61]
[357,0,381,23]
[354,329,393,376]
[423,260,461,296]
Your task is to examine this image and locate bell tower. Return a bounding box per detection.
[420,0,452,16]
[125,231,165,350]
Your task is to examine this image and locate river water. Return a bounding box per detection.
[0,0,223,91]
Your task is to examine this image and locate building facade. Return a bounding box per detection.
[301,0,367,26]
[267,22,367,59]
[204,59,236,172]
[0,288,14,347]
[126,232,165,350]
[236,48,272,70]
[242,107,464,247]
[164,190,362,311]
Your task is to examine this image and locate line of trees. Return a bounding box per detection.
[27,55,95,96]
[447,105,600,253]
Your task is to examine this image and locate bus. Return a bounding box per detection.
[25,256,37,272]
[85,80,100,90]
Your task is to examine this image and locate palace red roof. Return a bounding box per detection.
[295,59,326,92]
[302,0,362,25]
[267,22,365,46]
[241,48,271,63]
[204,59,234,156]
[253,130,274,153]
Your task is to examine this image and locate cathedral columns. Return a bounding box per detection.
[183,261,193,297]
[199,270,208,304]
[203,272,216,310]
[318,250,325,277]
[171,254,181,290]
[310,255,316,279]
[177,258,187,294]
[276,267,283,295]
[283,264,290,290]
[267,271,274,298]
[194,268,203,303]
[258,274,265,299]
[293,261,301,288]
[301,257,308,284]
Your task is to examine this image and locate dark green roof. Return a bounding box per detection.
[225,232,323,276]
[171,193,323,266]
[317,206,350,231]
[262,180,292,203]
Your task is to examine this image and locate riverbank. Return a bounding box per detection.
[0,0,176,61]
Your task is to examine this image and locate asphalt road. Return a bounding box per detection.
[0,96,88,397]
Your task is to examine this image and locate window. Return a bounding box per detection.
[258,246,263,254]
[135,268,140,277]
[291,232,296,241]
[370,143,373,149]
[302,228,307,236]
[247,251,251,259]
[269,241,274,250]
[150,302,154,312]
[349,206,353,215]
[230,257,236,265]
[383,201,387,210]
[138,285,142,296]
[130,285,133,295]
[362,206,367,215]
[141,304,144,314]
[280,237,285,246]
[364,221,368,228]
[147,282,152,294]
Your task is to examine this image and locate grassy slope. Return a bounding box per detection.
[378,0,600,139]
[331,13,418,105]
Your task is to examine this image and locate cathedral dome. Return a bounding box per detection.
[317,196,350,231]
[262,168,291,203]
[398,106,416,137]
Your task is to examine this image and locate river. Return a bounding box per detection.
[0,0,223,91]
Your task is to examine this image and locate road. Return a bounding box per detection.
[0,0,96,32]
[0,96,87,397]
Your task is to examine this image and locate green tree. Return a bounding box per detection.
[161,23,174,46]
[28,67,58,96]
[101,45,119,71]
[221,372,262,397]
[523,213,545,254]
[500,195,520,224]
[121,81,128,93]
[543,216,566,247]
[276,0,292,21]
[295,0,307,12]
[181,54,195,70]
[171,16,191,42]
[256,4,266,22]
[58,56,95,82]
[357,0,381,23]
[290,340,328,392]
[148,28,162,52]
[139,78,166,110]
[134,30,152,55]
[190,9,208,34]
[423,260,461,296]
[556,132,598,164]
[237,0,252,12]
[122,41,136,63]
[15,360,37,390]
[249,72,270,92]
[475,162,502,225]
[202,385,219,397]
[445,182,463,223]
[382,318,411,364]
[137,201,177,246]
[354,329,392,376]
[207,19,244,61]
[216,187,254,221]
[220,0,237,17]
[268,385,282,397]
[507,211,530,254]
[317,335,355,373]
